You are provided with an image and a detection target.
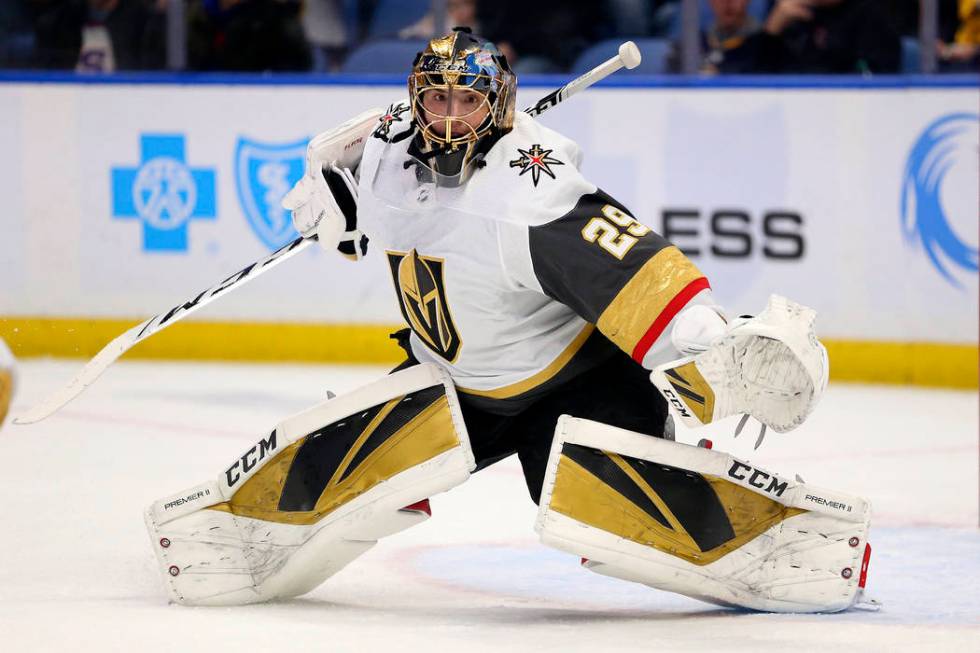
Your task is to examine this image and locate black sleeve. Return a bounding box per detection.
[527,190,709,361]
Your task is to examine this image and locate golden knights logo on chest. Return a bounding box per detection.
[386,249,462,363]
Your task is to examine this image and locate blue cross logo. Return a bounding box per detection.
[111,134,216,252]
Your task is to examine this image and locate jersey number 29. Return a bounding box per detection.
[580,205,651,259]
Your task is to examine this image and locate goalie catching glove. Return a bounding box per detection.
[651,294,829,435]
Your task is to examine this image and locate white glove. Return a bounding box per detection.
[670,304,728,355]
[281,107,384,252]
[282,164,357,251]
[650,295,829,435]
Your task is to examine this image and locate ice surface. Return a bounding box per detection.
[1,359,977,651]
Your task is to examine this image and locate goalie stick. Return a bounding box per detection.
[15,41,642,425]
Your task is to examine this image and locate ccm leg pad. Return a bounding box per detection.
[145,363,474,606]
[536,416,871,613]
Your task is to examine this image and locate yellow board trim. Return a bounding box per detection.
[0,317,405,364]
[596,246,705,354]
[822,340,978,388]
[0,317,976,389]
[456,323,595,399]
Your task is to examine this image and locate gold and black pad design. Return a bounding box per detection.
[561,444,673,530]
[386,249,461,363]
[661,362,715,423]
[208,384,459,526]
[550,443,806,566]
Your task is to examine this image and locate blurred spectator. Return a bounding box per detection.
[27,0,165,71]
[479,1,603,73]
[894,0,962,40]
[695,0,769,73]
[28,0,85,68]
[604,0,653,38]
[188,0,311,71]
[78,0,167,72]
[0,2,35,68]
[761,0,901,73]
[398,0,479,40]
[938,0,980,70]
[302,0,348,71]
[683,0,902,74]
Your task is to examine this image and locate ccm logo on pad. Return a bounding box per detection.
[661,388,692,418]
[727,461,788,497]
[225,431,278,487]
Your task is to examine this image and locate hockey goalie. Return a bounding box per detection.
[146,29,872,612]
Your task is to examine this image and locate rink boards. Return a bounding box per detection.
[0,76,976,386]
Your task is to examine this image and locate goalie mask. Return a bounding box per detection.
[408,28,516,184]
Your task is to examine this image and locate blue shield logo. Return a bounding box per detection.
[901,113,979,289]
[235,137,308,250]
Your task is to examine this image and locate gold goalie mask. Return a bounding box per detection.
[408,27,517,183]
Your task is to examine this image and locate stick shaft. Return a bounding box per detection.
[524,48,633,117]
[14,237,312,424]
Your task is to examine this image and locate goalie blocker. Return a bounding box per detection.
[145,364,474,606]
[536,416,872,613]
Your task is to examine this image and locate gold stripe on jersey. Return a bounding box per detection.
[457,323,594,399]
[596,246,705,355]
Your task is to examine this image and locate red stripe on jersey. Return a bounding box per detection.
[630,276,710,363]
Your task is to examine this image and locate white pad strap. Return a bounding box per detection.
[536,416,872,613]
[651,294,829,433]
[145,363,474,606]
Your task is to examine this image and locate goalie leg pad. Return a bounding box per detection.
[145,363,474,606]
[535,416,871,613]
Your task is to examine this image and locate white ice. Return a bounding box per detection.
[1,359,977,652]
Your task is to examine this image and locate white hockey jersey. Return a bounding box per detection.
[354,103,709,414]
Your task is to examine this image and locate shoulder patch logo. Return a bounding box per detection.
[509,144,564,187]
[373,103,411,142]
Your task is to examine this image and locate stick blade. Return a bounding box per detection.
[13,322,145,425]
